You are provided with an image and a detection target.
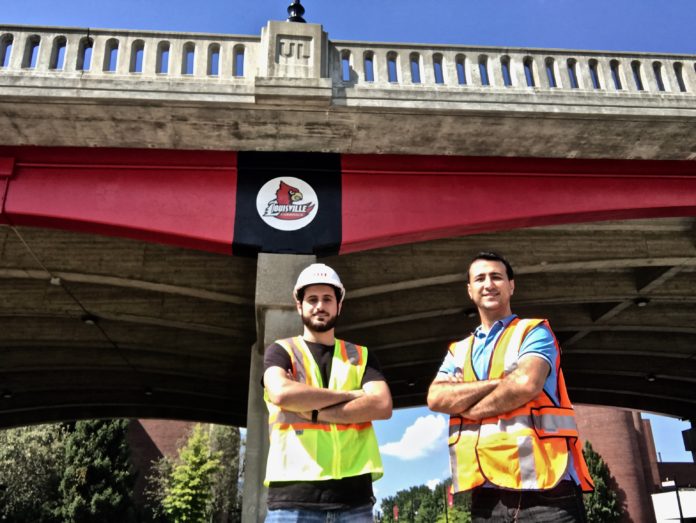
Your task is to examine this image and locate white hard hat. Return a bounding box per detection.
[293,263,345,303]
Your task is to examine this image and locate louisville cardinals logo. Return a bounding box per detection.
[263,181,315,220]
[256,177,319,231]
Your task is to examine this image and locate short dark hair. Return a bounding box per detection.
[467,251,514,282]
[296,285,342,303]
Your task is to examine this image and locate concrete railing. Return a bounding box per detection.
[0,25,259,81]
[330,41,696,96]
[2,23,695,99]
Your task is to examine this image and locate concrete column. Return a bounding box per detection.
[576,58,594,90]
[89,35,106,76]
[241,253,316,523]
[220,42,234,80]
[8,31,26,70]
[442,51,458,86]
[350,48,366,84]
[194,41,208,78]
[488,54,505,88]
[399,52,411,85]
[374,50,388,84]
[142,38,158,77]
[470,54,484,87]
[63,34,81,73]
[510,54,527,88]
[35,33,52,72]
[686,420,696,463]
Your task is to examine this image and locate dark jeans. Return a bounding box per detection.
[471,481,587,523]
[265,503,374,522]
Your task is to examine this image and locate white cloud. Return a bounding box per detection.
[379,414,447,460]
[426,478,440,490]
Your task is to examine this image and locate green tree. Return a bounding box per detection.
[583,441,622,523]
[209,424,242,522]
[0,423,66,522]
[435,505,472,523]
[58,419,137,522]
[162,424,222,523]
[143,454,175,522]
[380,480,470,523]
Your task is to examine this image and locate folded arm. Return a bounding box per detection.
[263,366,362,412]
[316,380,392,424]
[427,373,501,414]
[460,356,549,420]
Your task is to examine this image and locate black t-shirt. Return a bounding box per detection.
[263,339,385,510]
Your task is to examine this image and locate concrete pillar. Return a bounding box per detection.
[241,253,316,523]
[685,420,696,463]
[350,47,366,84]
[488,54,505,88]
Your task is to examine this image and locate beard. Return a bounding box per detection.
[302,311,338,333]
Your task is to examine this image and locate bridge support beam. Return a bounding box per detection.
[242,253,316,523]
[684,420,696,463]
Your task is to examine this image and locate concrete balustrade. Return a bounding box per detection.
[0,25,258,81]
[331,41,696,96]
[1,24,694,96]
[0,22,694,158]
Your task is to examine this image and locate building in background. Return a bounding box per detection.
[576,405,695,523]
[128,408,695,523]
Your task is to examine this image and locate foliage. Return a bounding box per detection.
[162,424,222,523]
[58,419,137,522]
[0,423,66,522]
[209,424,242,522]
[583,441,623,523]
[143,454,176,522]
[379,480,470,523]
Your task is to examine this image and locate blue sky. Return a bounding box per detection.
[4,0,695,505]
[3,0,696,54]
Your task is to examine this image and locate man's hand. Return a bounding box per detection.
[459,356,550,420]
[263,366,363,412]
[316,381,392,424]
[427,372,501,415]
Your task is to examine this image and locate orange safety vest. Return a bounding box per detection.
[448,318,594,493]
[263,336,383,485]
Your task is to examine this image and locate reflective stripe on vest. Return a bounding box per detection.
[264,336,383,485]
[448,318,594,493]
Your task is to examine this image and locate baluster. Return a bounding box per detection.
[488,54,504,88]
[374,50,388,84]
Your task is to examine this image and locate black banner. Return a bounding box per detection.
[232,152,342,256]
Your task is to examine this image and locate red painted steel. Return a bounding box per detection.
[0,156,15,224]
[340,154,696,254]
[1,147,695,256]
[0,147,237,254]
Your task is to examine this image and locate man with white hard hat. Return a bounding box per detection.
[262,263,392,522]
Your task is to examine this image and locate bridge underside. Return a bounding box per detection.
[0,216,694,429]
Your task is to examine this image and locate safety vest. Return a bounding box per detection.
[448,318,594,493]
[263,336,383,485]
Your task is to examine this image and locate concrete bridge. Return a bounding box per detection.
[1,21,695,158]
[1,17,696,521]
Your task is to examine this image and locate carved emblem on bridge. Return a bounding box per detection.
[259,20,328,79]
[277,37,312,63]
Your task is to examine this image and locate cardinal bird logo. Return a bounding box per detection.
[263,180,316,220]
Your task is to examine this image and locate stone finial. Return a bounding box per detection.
[287,0,306,23]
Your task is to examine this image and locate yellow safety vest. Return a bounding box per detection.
[264,336,383,485]
[448,318,594,493]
